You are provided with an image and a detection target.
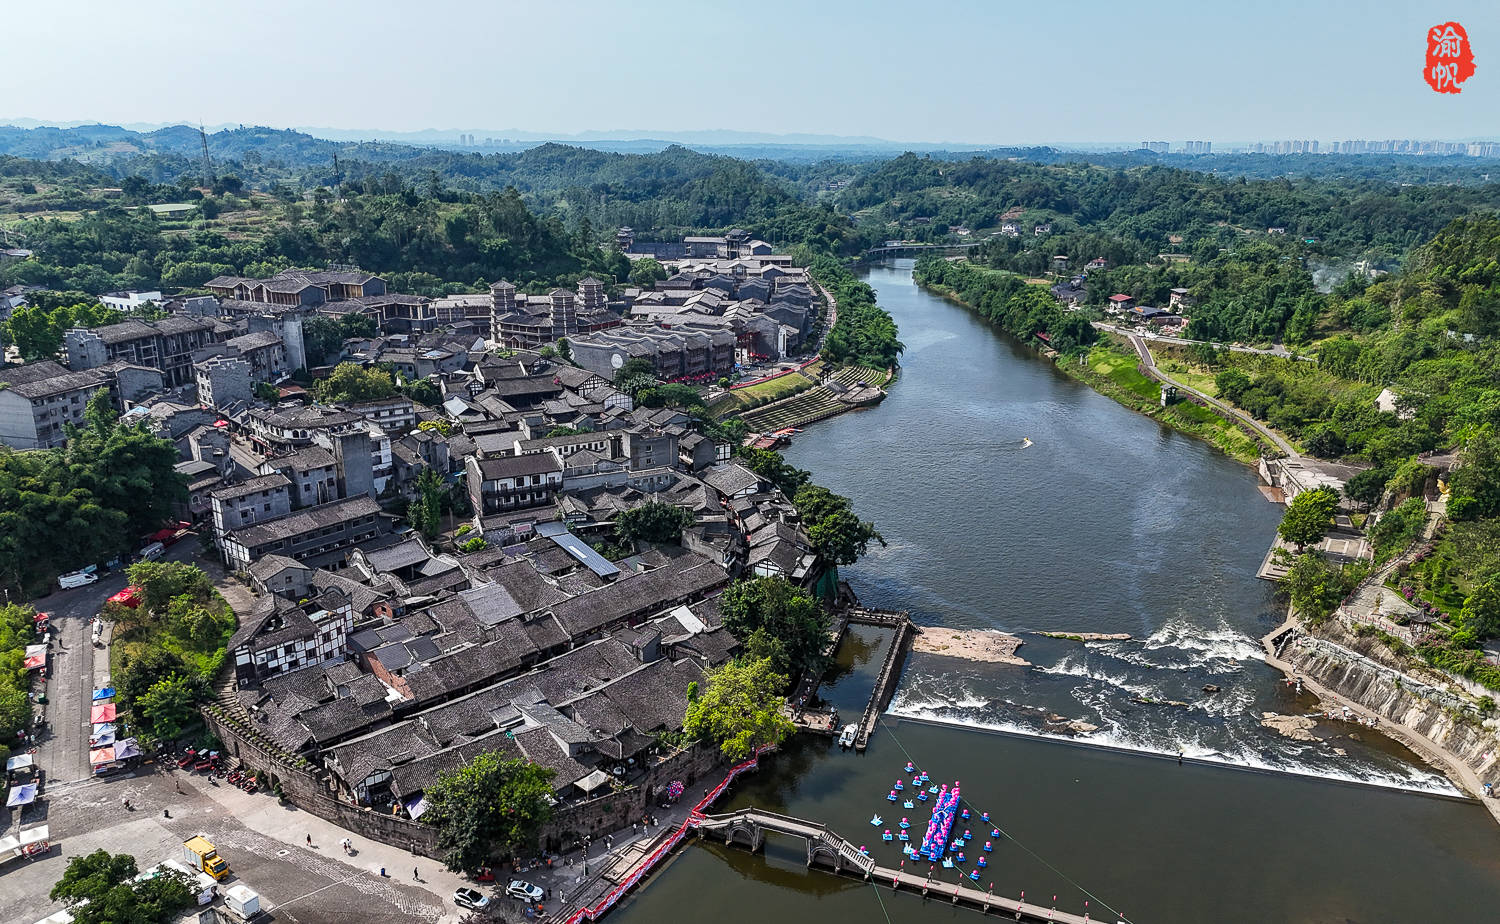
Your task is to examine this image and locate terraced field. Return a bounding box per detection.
[740,366,887,431]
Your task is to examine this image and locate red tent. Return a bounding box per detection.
[109,587,142,609]
[90,703,117,723]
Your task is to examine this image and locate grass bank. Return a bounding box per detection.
[1063,343,1262,464]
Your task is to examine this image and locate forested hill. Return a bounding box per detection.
[839,153,1500,261]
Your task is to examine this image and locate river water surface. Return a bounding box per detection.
[609,261,1500,923]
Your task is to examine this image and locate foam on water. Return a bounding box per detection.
[886,702,1460,797]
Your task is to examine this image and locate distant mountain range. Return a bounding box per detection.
[0,119,1002,156]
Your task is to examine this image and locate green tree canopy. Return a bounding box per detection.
[792,484,884,566]
[1282,552,1365,623]
[1460,578,1500,639]
[422,753,556,874]
[408,467,444,539]
[683,657,795,761]
[1342,465,1390,508]
[1448,430,1500,521]
[316,362,397,404]
[628,257,668,287]
[51,849,194,924]
[0,393,184,593]
[720,576,831,682]
[736,448,808,499]
[615,501,694,545]
[133,674,205,744]
[2,300,122,361]
[1277,486,1339,550]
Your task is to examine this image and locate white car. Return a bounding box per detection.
[453,887,490,910]
[58,570,99,589]
[506,880,544,902]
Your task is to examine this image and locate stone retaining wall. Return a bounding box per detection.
[204,704,726,860]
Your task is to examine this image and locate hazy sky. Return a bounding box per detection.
[7,0,1497,143]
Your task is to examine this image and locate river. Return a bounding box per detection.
[609,261,1500,923]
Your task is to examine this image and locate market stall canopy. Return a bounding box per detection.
[115,739,142,760]
[89,730,116,747]
[403,794,429,820]
[6,783,37,806]
[91,722,115,736]
[5,754,34,771]
[19,825,49,846]
[89,746,116,765]
[23,644,46,670]
[575,769,612,794]
[92,687,115,701]
[90,703,117,723]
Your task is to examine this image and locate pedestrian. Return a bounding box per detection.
[379,867,386,878]
[413,867,419,880]
[306,834,312,847]
[1177,752,1183,766]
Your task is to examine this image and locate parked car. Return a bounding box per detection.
[505,880,543,902]
[453,888,491,910]
[138,541,165,561]
[58,570,99,590]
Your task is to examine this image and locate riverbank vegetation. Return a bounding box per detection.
[811,254,903,370]
[914,258,1097,355]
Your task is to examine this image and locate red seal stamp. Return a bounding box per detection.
[1425,22,1475,93]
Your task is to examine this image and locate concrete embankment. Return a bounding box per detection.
[1264,617,1500,823]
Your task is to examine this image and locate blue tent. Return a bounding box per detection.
[91,687,115,701]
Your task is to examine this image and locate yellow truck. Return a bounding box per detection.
[181,835,230,881]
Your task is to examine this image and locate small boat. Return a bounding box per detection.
[918,791,929,802]
[977,856,987,868]
[991,828,1000,839]
[962,830,971,840]
[928,785,940,794]
[981,812,990,822]
[983,841,992,852]
[859,845,870,856]
[838,724,857,749]
[882,830,893,842]
[961,809,970,820]
[902,800,914,809]
[870,814,883,826]
[893,780,904,790]
[941,858,955,869]
[904,762,915,773]
[969,869,982,881]
[903,843,915,856]
[956,852,966,863]
[919,771,930,783]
